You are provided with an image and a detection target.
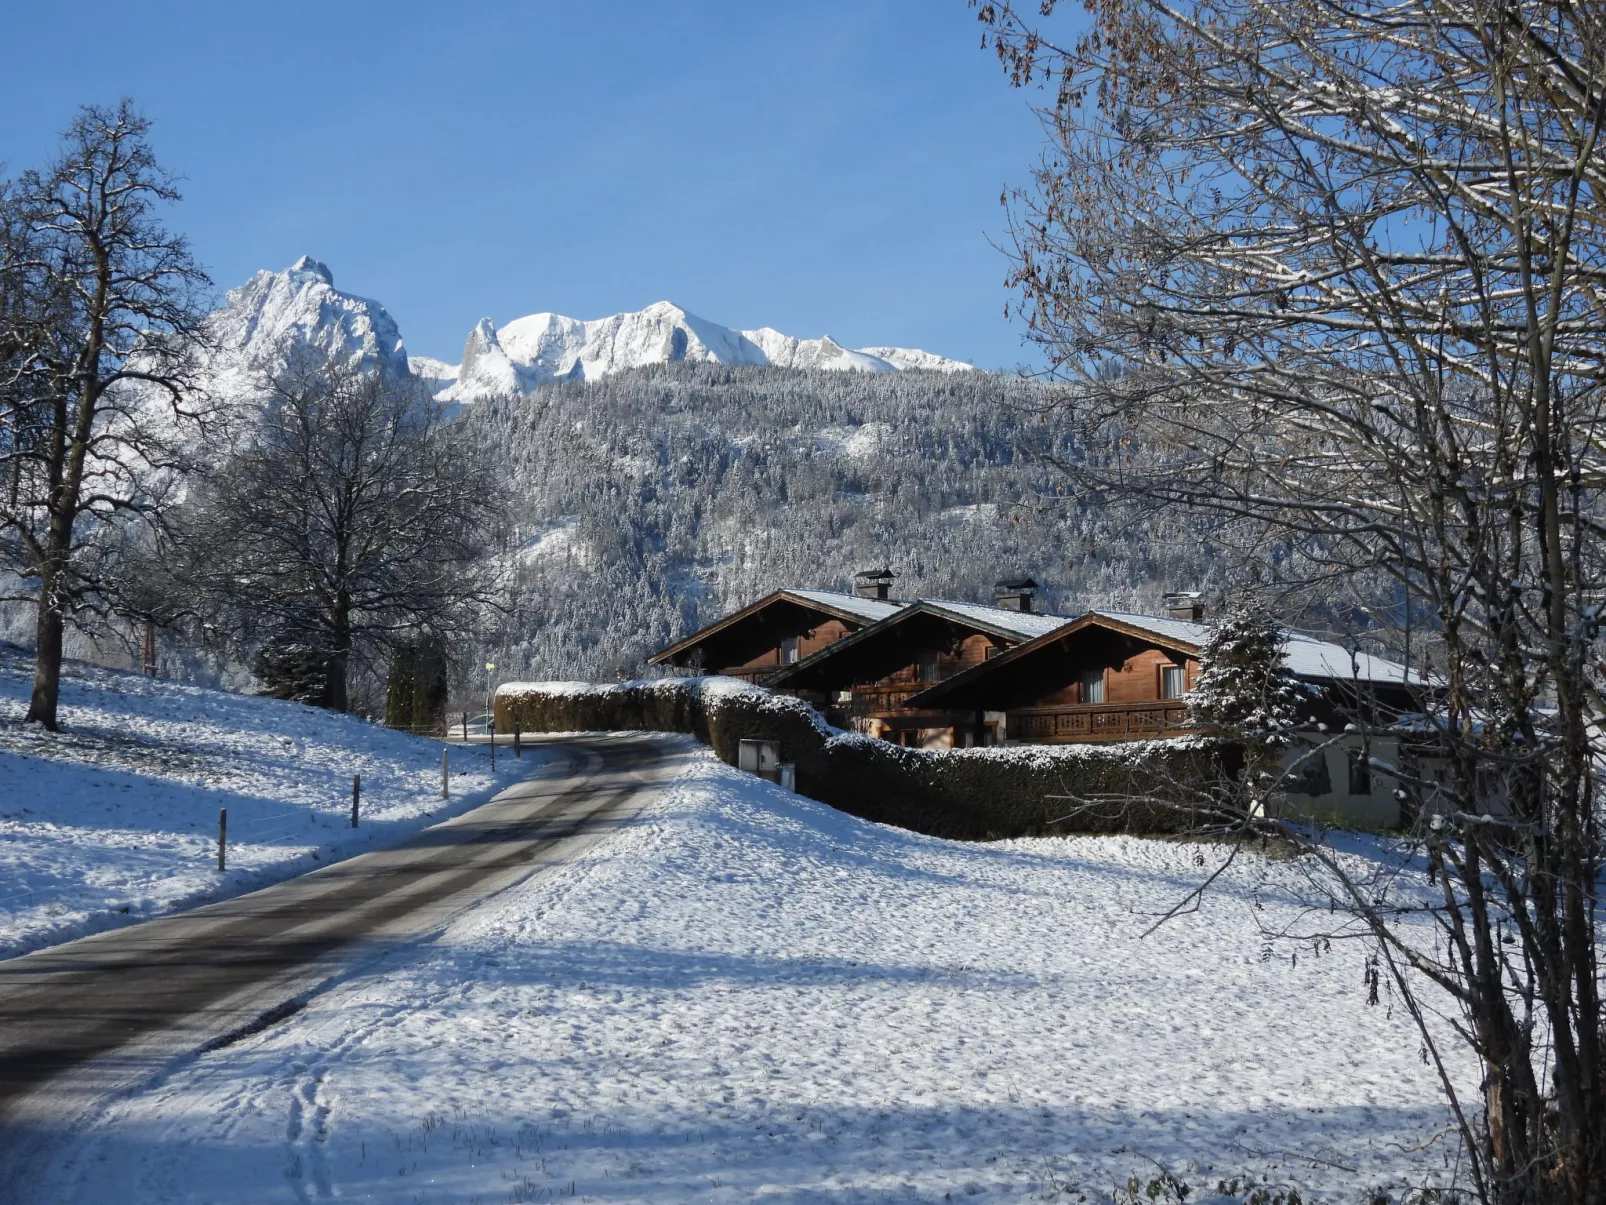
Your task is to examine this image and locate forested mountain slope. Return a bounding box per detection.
[463,363,1230,681]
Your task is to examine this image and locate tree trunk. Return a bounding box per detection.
[25,574,64,731]
[324,601,352,713]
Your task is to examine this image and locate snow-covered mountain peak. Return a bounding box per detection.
[428,299,974,403]
[199,261,975,408]
[288,256,334,286]
[208,258,411,396]
[456,317,522,399]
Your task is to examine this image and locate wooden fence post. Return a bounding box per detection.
[442,749,450,799]
[351,773,360,828]
[217,808,227,872]
[514,718,521,759]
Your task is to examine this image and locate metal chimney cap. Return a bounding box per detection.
[1163,591,1206,621]
[994,577,1038,592]
[853,568,897,601]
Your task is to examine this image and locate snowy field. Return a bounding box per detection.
[41,741,1467,1203]
[0,645,536,959]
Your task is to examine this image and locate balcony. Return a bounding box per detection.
[1007,701,1194,743]
[848,684,930,718]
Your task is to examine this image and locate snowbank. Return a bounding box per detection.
[39,744,1463,1202]
[0,647,541,959]
[497,676,1234,838]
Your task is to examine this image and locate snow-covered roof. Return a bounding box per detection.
[923,600,1072,640]
[1279,633,1425,686]
[1092,611,1424,687]
[784,589,905,623]
[1093,611,1211,647]
[649,587,907,665]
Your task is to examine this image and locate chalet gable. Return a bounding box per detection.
[647,588,904,678]
[903,610,1424,716]
[763,599,1072,692]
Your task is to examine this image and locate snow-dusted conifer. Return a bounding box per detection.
[1187,604,1301,770]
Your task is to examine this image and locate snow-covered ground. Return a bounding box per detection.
[41,742,1466,1203]
[0,646,536,959]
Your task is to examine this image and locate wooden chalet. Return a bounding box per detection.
[903,597,1427,826]
[763,578,1071,748]
[647,571,904,683]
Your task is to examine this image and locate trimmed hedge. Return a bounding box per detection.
[497,677,1236,840]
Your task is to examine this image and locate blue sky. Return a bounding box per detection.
[1,2,1063,371]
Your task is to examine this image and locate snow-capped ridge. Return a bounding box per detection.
[433,299,973,404]
[200,261,974,409]
[288,256,334,286]
[206,258,412,399]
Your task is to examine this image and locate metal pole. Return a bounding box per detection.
[351,773,360,828]
[217,808,227,871]
[489,720,496,769]
[442,748,449,799]
[514,717,520,759]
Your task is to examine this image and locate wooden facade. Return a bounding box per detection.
[905,610,1428,827]
[647,589,903,683]
[902,614,1202,743]
[723,617,855,682]
[764,601,1072,748]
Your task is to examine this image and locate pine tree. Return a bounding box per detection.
[1187,604,1302,780]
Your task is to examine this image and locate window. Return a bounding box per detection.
[1347,748,1372,796]
[780,637,799,664]
[917,652,940,683]
[1288,750,1332,796]
[1080,670,1105,705]
[1160,665,1185,699]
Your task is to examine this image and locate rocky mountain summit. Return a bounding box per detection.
[200,259,974,405]
[427,299,973,403]
[203,257,412,397]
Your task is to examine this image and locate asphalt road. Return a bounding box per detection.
[0,732,688,1197]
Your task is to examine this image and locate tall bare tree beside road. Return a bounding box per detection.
[162,357,505,712]
[976,1,1606,1199]
[0,100,209,730]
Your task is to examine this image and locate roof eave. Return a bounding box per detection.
[904,612,1199,709]
[765,600,1045,688]
[764,602,911,685]
[649,589,882,666]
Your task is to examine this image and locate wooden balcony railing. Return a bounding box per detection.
[1008,701,1194,743]
[849,685,930,717]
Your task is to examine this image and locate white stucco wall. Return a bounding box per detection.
[1272,734,1402,829]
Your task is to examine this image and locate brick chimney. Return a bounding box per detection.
[1164,591,1205,622]
[994,577,1038,613]
[854,568,896,601]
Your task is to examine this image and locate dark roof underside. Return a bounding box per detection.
[908,614,1425,715]
[765,607,1018,690]
[906,622,1188,711]
[649,593,879,670]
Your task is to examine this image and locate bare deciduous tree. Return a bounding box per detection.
[975,1,1606,1200]
[0,100,209,730]
[164,356,505,712]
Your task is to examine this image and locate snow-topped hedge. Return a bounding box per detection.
[496,677,1233,838]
